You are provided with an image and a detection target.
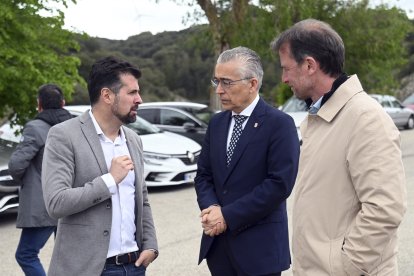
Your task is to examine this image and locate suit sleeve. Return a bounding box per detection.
[343,107,407,274]
[42,123,111,219]
[221,113,300,231]
[195,120,221,210]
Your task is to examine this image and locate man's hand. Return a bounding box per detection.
[200,205,227,237]
[110,155,134,184]
[135,249,157,268]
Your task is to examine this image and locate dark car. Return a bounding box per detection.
[0,137,19,214]
[137,102,215,145]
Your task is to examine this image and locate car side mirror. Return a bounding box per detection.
[183,122,196,131]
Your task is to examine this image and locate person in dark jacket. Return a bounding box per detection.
[8,84,73,276]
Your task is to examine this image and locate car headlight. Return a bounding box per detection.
[143,152,171,165]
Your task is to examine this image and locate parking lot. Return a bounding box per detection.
[1,129,413,276]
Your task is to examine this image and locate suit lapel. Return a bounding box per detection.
[79,111,108,174]
[223,99,267,183]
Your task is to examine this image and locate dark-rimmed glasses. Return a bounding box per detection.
[211,77,252,90]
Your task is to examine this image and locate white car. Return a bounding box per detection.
[280,96,307,142]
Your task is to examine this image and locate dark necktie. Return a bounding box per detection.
[226,115,248,167]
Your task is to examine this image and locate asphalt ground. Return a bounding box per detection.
[0,129,413,276]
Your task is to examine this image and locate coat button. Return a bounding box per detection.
[103,230,109,236]
[106,203,111,209]
[223,190,227,195]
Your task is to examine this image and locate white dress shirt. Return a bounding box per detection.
[89,110,138,258]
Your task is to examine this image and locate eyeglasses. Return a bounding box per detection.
[211,77,252,90]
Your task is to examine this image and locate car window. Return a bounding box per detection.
[160,110,194,126]
[137,109,159,124]
[180,107,213,125]
[390,100,402,108]
[126,117,161,135]
[381,99,391,108]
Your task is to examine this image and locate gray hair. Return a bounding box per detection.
[271,19,345,77]
[217,46,264,91]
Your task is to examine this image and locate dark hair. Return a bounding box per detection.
[87,56,141,105]
[271,19,345,77]
[38,84,64,109]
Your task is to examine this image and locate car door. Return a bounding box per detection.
[390,98,408,127]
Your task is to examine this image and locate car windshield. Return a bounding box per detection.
[403,94,414,105]
[126,116,162,135]
[281,97,307,112]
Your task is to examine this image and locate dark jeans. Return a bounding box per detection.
[15,226,56,276]
[101,263,146,276]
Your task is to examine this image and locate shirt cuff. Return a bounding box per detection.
[101,173,117,195]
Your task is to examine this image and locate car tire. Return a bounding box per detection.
[405,116,414,130]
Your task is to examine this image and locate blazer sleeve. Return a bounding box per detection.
[42,123,111,219]
[195,120,221,210]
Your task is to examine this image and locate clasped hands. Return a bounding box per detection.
[200,205,227,237]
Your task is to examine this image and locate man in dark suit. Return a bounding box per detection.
[195,46,300,276]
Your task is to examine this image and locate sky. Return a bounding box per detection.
[62,0,414,40]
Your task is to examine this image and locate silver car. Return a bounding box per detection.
[370,94,414,129]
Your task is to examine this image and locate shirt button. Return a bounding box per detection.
[103,230,109,236]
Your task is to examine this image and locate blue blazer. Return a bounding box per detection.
[195,98,300,275]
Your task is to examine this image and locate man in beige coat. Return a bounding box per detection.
[271,19,407,275]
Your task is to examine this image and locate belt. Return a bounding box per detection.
[106,251,140,265]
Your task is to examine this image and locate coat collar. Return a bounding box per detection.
[317,75,364,123]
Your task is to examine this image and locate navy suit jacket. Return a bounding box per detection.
[195,98,300,275]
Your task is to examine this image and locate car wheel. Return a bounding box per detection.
[405,116,414,129]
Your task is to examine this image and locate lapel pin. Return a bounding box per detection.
[254,123,258,128]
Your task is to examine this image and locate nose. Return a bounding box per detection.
[215,83,225,95]
[135,93,143,104]
[281,72,289,84]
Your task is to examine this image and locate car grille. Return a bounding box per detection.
[175,150,201,165]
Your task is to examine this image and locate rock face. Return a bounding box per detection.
[397,73,414,101]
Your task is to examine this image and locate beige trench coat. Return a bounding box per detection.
[292,75,407,276]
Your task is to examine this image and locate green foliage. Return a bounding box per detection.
[0,0,83,126]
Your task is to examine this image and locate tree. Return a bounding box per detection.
[0,0,83,127]
[169,0,413,105]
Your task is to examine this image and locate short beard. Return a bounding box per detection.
[112,95,137,124]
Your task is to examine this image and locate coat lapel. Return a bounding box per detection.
[223,99,267,184]
[79,111,108,174]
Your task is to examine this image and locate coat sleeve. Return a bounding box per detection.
[194,121,221,210]
[343,106,407,274]
[8,122,43,183]
[42,123,111,219]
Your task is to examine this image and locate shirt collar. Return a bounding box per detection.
[232,94,260,117]
[88,110,126,143]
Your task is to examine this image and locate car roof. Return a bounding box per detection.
[64,105,90,116]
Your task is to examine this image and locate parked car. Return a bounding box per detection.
[137,102,215,145]
[0,105,202,214]
[370,94,414,129]
[0,137,19,214]
[402,93,414,111]
[280,96,307,141]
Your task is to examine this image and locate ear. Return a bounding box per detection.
[61,99,66,107]
[101,88,112,104]
[37,99,43,113]
[250,78,259,93]
[304,56,318,75]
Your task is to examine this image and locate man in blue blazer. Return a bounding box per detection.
[195,46,300,276]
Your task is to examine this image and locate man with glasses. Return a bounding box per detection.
[195,46,300,276]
